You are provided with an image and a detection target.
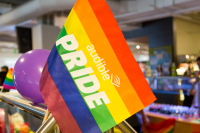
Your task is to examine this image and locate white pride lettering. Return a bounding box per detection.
[56,34,110,109]
[86,44,110,81]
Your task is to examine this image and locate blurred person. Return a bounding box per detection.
[126,110,149,133]
[0,66,10,92]
[189,57,200,107]
[1,66,8,73]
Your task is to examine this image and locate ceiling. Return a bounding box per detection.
[1,0,200,53]
[0,0,33,51]
[0,0,32,14]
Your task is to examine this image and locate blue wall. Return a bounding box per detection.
[123,17,174,48]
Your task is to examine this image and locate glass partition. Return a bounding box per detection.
[146,77,196,94]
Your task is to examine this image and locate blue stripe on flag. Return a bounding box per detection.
[47,44,101,133]
[4,80,14,86]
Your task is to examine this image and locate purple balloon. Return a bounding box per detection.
[13,49,50,104]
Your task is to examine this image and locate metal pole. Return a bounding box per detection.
[116,121,137,133]
[104,127,114,133]
[35,114,57,133]
[0,93,137,133]
[0,93,46,118]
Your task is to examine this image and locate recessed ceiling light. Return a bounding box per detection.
[136,45,140,49]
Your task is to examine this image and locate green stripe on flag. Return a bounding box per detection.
[55,26,116,131]
[5,77,13,83]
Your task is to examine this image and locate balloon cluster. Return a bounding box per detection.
[13,49,50,104]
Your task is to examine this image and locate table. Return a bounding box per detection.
[146,111,200,133]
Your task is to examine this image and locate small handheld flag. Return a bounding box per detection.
[142,118,176,133]
[40,0,156,133]
[3,68,16,89]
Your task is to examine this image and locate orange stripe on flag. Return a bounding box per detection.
[74,0,145,115]
[87,0,156,106]
[8,71,12,75]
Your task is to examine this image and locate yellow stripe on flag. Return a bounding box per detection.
[64,9,131,123]
[7,73,12,80]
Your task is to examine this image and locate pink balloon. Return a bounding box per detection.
[13,49,50,104]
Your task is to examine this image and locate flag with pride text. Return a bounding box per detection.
[39,0,156,133]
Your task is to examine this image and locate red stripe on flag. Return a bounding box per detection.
[87,0,156,106]
[142,118,175,133]
[40,62,82,133]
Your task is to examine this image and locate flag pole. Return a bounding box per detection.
[0,86,3,92]
[104,127,114,133]
[43,109,50,123]
[43,109,61,133]
[115,121,137,133]
[55,125,60,133]
[36,113,57,133]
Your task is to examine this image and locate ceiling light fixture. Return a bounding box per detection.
[136,45,140,49]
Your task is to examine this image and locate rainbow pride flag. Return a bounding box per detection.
[40,0,156,133]
[142,118,176,133]
[3,68,15,89]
